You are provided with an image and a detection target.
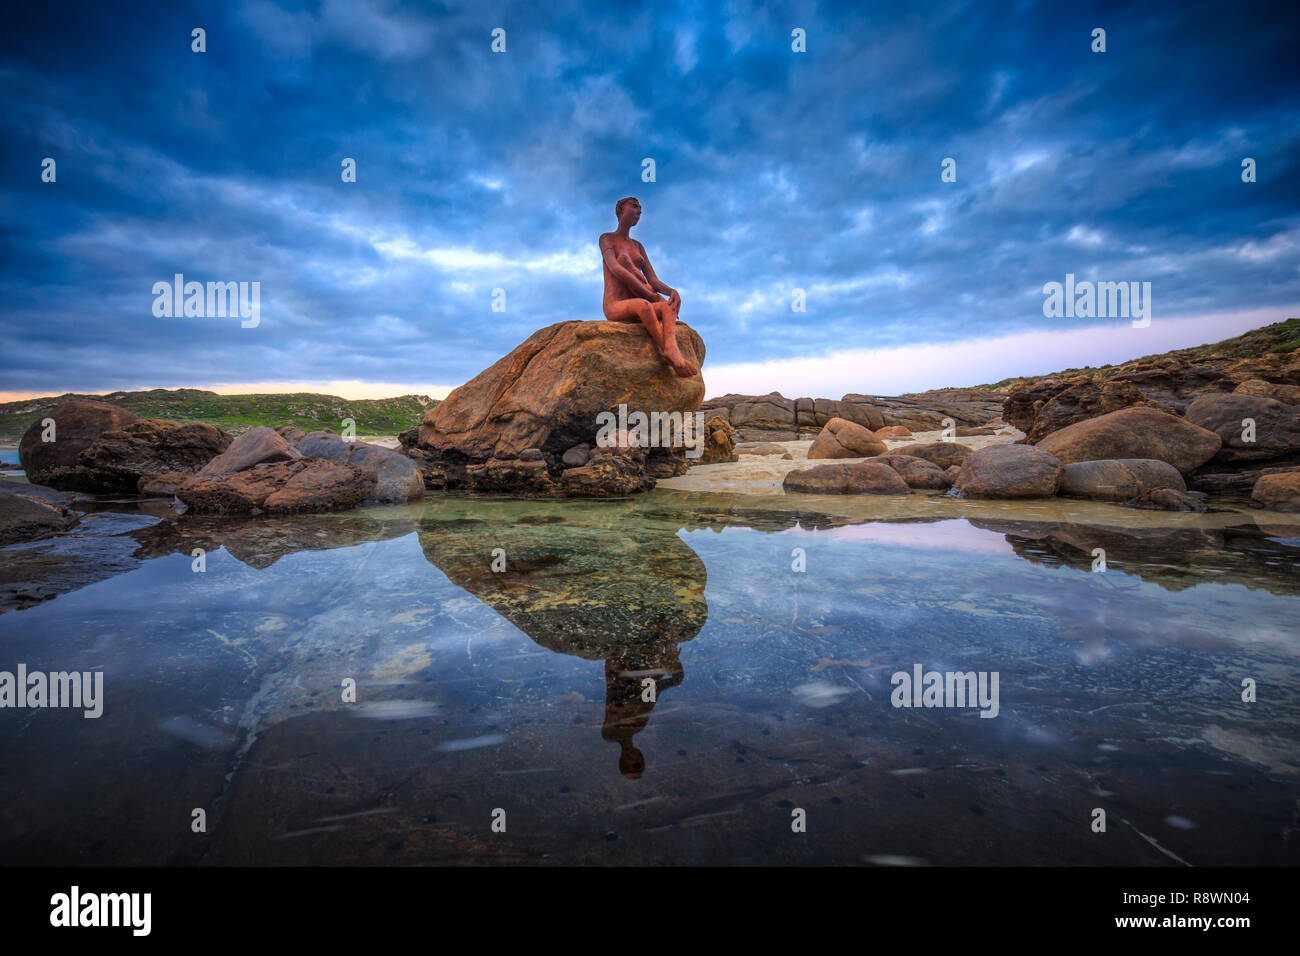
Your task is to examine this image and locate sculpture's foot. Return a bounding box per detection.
[663,350,699,378]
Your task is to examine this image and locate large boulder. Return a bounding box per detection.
[875,425,914,439]
[1058,459,1187,502]
[807,417,885,459]
[1184,393,1300,463]
[1251,471,1300,512]
[876,453,952,489]
[1034,406,1221,473]
[18,399,140,489]
[74,419,231,493]
[177,460,375,514]
[0,489,79,546]
[199,426,302,475]
[782,460,909,495]
[296,431,424,502]
[417,320,705,462]
[954,445,1063,499]
[892,441,973,469]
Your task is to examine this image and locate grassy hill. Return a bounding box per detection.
[973,317,1300,392]
[0,389,439,445]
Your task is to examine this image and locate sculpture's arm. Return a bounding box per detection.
[636,242,680,307]
[600,236,657,299]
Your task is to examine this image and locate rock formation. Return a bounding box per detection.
[403,319,706,495]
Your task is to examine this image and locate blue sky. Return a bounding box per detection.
[2,0,1298,400]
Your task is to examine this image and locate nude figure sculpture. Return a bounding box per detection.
[600,197,699,378]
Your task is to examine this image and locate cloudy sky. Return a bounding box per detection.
[2,0,1298,401]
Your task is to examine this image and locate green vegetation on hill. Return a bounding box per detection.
[0,388,439,444]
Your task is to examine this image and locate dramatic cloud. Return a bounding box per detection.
[1,0,1297,399]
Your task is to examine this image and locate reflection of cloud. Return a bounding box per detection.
[797,520,1014,557]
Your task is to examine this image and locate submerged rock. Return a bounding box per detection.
[0,489,79,546]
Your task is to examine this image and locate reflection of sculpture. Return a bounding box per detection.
[602,643,683,778]
[416,499,707,776]
[601,197,699,379]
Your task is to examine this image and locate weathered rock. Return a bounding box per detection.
[1184,393,1300,463]
[466,457,557,494]
[178,460,374,514]
[1058,459,1187,502]
[813,398,883,431]
[200,426,302,476]
[736,441,790,456]
[275,426,308,444]
[559,449,655,497]
[1251,471,1300,512]
[808,418,885,459]
[562,444,591,468]
[1035,406,1221,473]
[1235,378,1300,405]
[874,425,914,439]
[646,449,689,478]
[1232,379,1300,405]
[697,415,738,464]
[954,426,997,437]
[296,430,424,502]
[945,465,961,483]
[0,490,79,546]
[892,441,973,469]
[417,320,705,462]
[876,454,952,489]
[73,419,232,493]
[782,460,910,495]
[954,445,1063,499]
[138,472,192,496]
[18,399,140,489]
[1128,488,1207,512]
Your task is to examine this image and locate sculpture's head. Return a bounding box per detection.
[615,196,641,227]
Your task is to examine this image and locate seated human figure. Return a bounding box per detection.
[600,197,699,378]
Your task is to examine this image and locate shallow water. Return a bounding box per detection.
[0,485,1298,866]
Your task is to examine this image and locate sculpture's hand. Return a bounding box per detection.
[667,288,681,313]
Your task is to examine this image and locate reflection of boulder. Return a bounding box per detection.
[129,511,417,569]
[967,517,1300,596]
[416,500,707,775]
[416,500,707,656]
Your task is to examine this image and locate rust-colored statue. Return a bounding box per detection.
[601,197,699,378]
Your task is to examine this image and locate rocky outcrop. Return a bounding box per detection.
[18,399,140,489]
[1034,407,1221,473]
[1235,379,1300,404]
[891,441,973,469]
[807,418,885,459]
[73,419,231,493]
[0,489,79,546]
[1003,319,1300,441]
[1184,393,1300,463]
[952,445,1063,499]
[782,460,909,495]
[199,426,302,475]
[1058,459,1187,502]
[875,425,914,439]
[296,431,424,502]
[697,415,738,465]
[407,320,706,496]
[177,460,375,514]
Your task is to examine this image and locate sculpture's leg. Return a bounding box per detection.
[654,301,699,378]
[606,297,667,353]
